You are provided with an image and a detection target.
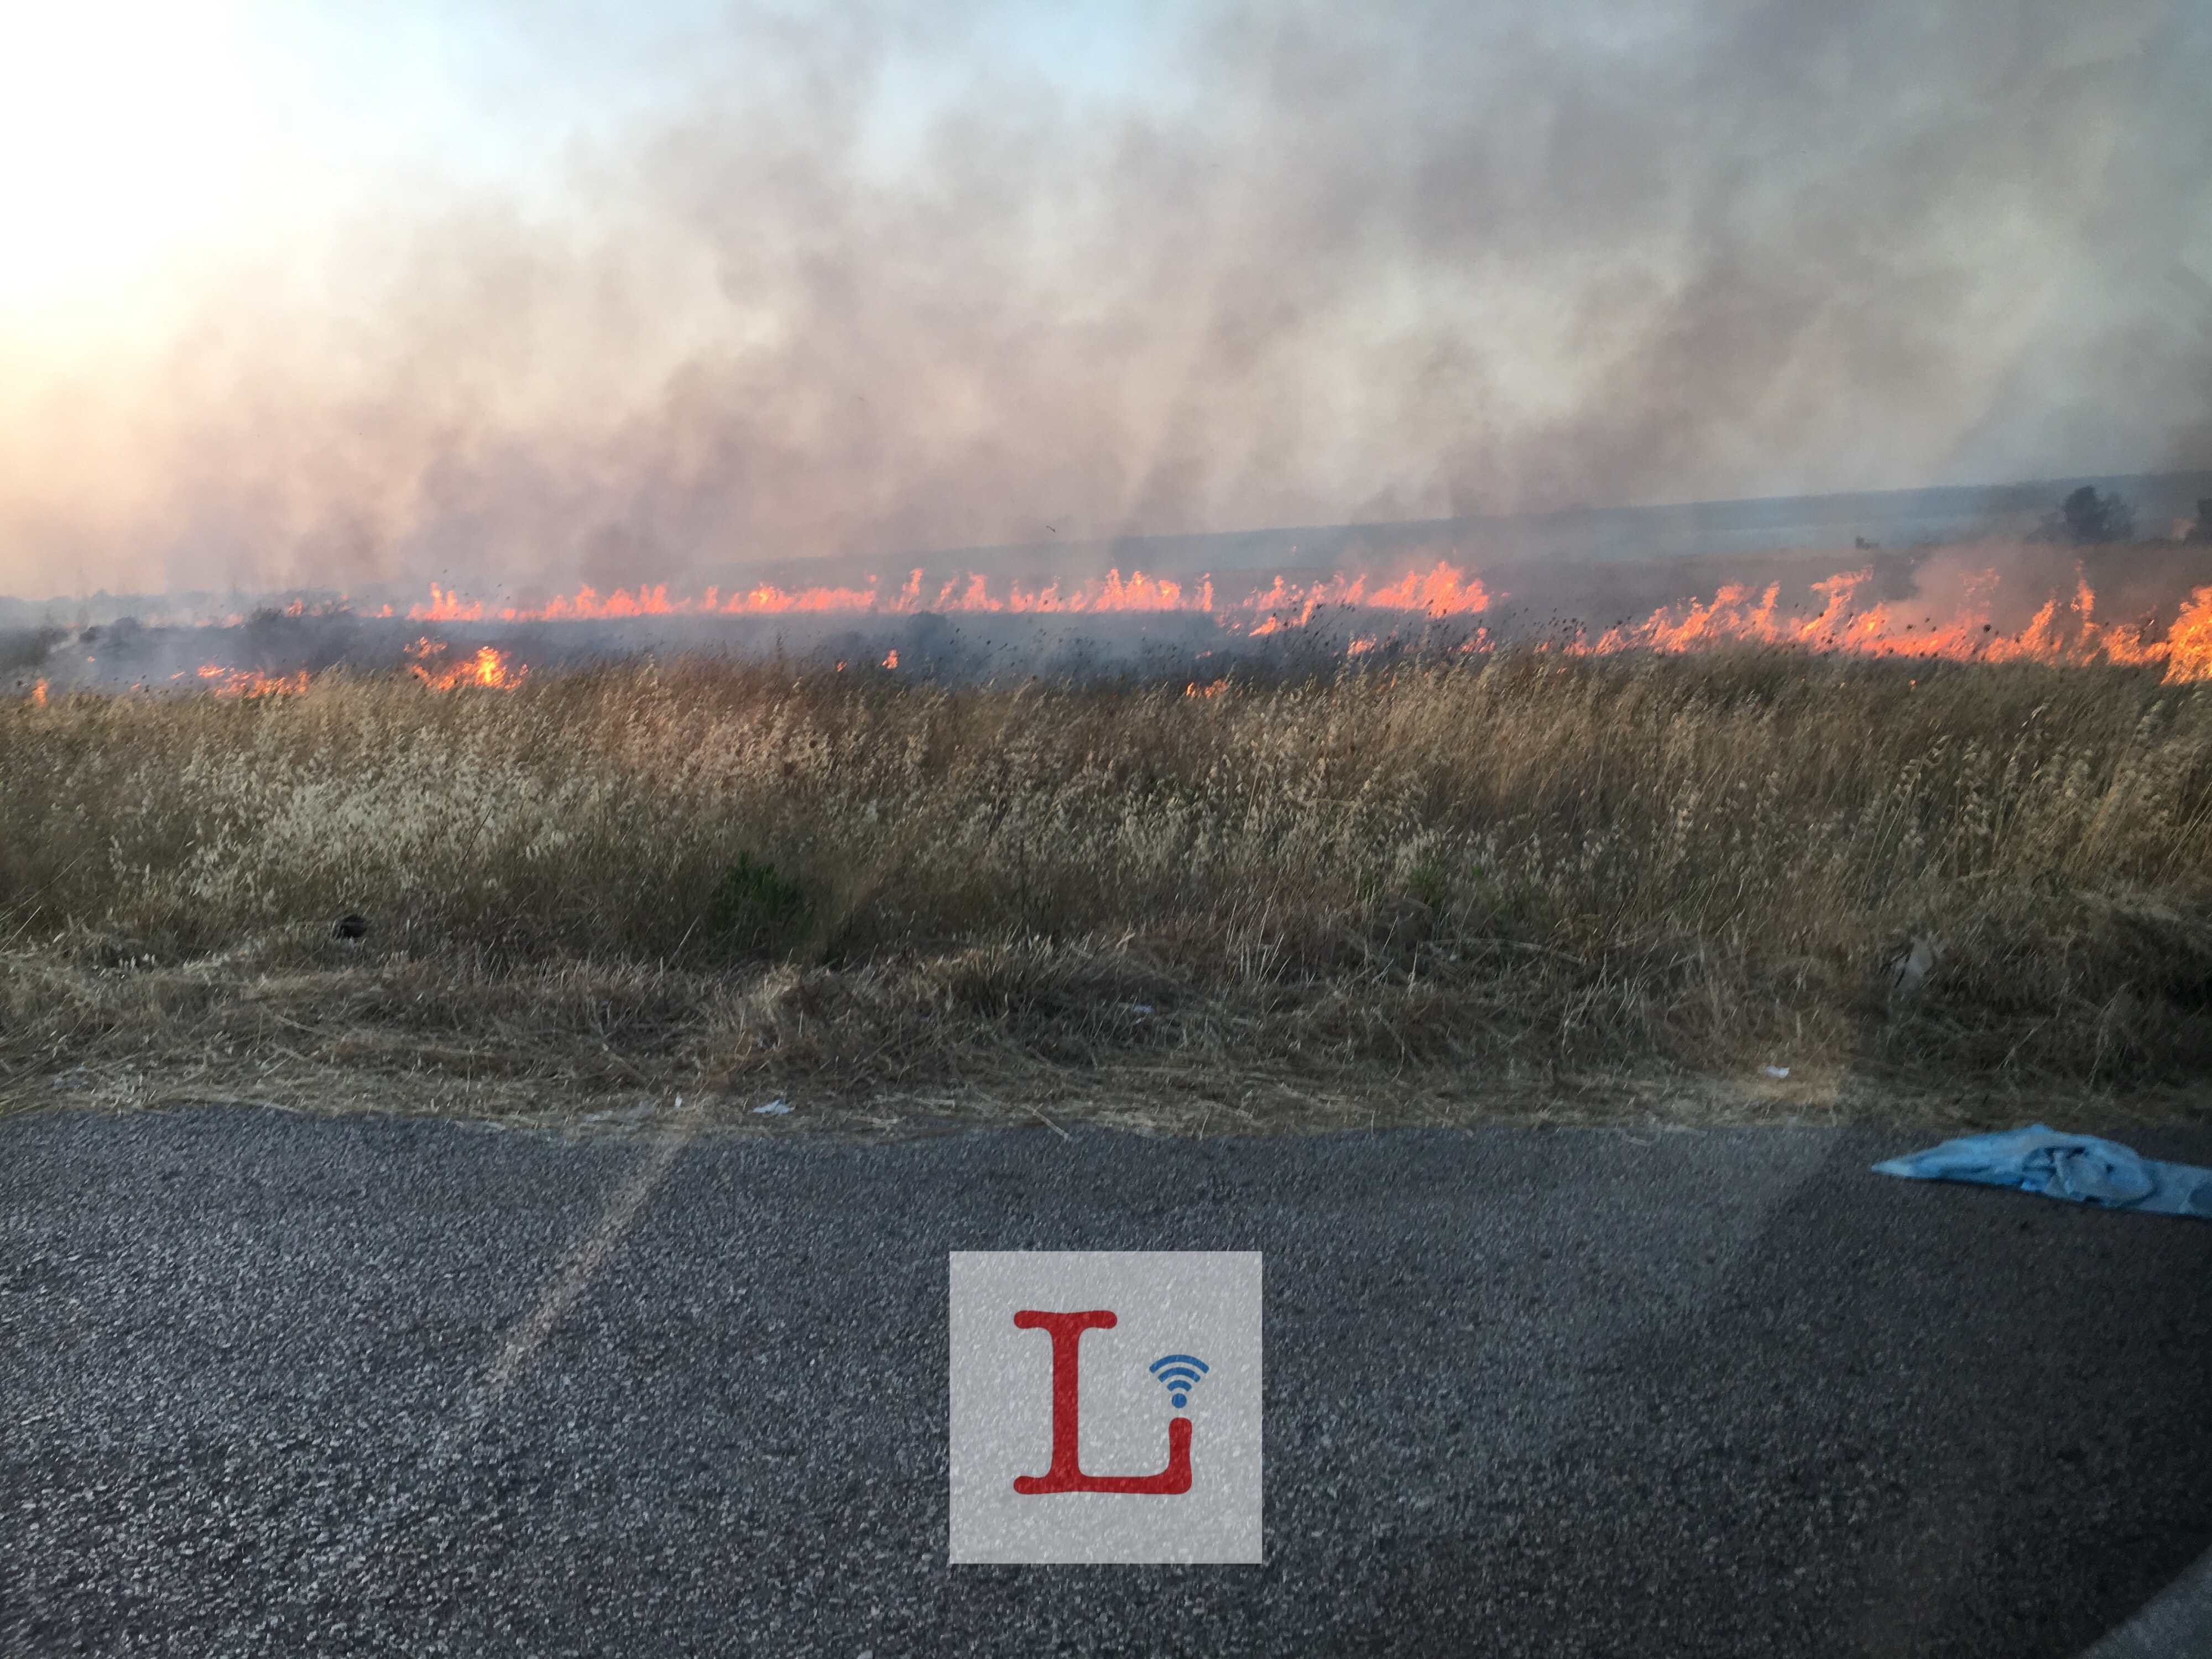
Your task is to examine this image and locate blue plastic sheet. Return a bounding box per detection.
[1872,1125,2212,1218]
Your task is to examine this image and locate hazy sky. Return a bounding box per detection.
[1,0,2206,598]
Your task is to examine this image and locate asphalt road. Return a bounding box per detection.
[3,1106,2209,1657]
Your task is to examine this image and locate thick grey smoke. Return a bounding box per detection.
[3,0,2206,600]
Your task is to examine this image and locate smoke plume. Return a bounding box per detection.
[1,0,2206,600]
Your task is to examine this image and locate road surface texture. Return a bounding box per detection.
[3,1105,2209,1657]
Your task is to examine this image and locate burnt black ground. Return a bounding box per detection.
[2,1106,2209,1657]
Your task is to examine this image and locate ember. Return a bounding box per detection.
[193,665,312,698]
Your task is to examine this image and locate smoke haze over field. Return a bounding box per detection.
[2,0,2209,600]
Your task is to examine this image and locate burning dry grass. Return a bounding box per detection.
[4,650,2211,1133]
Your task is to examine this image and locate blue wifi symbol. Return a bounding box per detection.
[1150,1353,1210,1410]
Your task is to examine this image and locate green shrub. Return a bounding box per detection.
[707,854,810,955]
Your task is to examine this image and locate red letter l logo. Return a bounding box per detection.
[1011,1309,1193,1495]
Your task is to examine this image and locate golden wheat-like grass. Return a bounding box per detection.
[4,649,2209,1130]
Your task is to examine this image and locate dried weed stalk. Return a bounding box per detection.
[3,651,2209,1131]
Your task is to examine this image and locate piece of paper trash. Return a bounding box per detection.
[1873,1124,2212,1218]
[1762,1065,1790,1079]
[1131,1003,1155,1016]
[753,1098,792,1117]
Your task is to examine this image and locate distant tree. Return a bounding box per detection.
[2189,497,2212,543]
[2053,484,2136,544]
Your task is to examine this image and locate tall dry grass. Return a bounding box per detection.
[4,649,2210,1123]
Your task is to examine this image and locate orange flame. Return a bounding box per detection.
[1233,563,1491,633]
[410,561,1485,626]
[406,639,523,690]
[413,583,484,621]
[2165,586,2212,683]
[180,641,523,697]
[1584,571,2212,681]
[375,565,2210,679]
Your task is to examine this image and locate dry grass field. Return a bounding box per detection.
[4,649,2210,1134]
